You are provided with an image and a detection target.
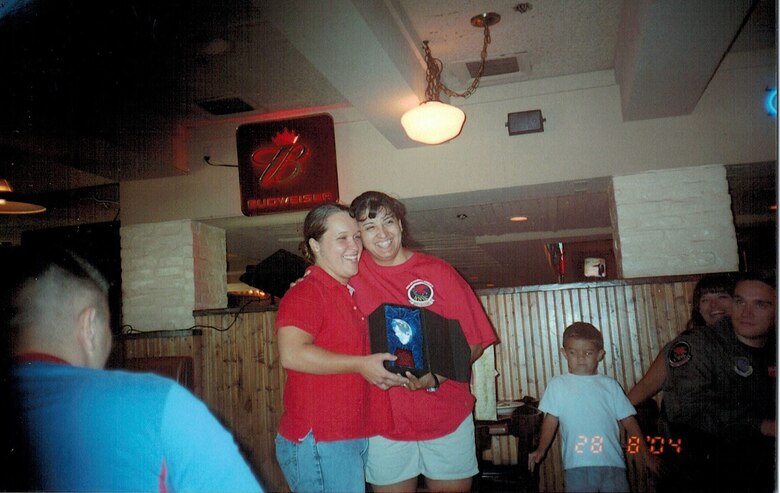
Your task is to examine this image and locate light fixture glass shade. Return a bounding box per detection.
[0,199,46,214]
[401,101,466,145]
[0,178,46,214]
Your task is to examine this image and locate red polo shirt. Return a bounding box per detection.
[275,266,392,441]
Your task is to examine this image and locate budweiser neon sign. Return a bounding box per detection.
[237,114,339,216]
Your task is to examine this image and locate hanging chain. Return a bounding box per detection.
[423,21,492,102]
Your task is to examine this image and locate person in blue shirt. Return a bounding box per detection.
[528,322,656,492]
[2,247,263,492]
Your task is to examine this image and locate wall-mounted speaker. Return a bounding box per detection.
[506,109,545,136]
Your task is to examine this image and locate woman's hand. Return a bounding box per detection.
[359,353,408,389]
[402,371,445,391]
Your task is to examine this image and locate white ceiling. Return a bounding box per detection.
[0,0,775,288]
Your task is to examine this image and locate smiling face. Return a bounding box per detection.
[309,211,362,284]
[561,338,605,376]
[698,291,733,325]
[357,207,406,266]
[731,280,776,348]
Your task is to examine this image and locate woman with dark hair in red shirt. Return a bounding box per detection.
[274,203,406,493]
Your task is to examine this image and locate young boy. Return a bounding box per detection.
[528,322,654,492]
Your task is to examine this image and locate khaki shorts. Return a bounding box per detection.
[365,415,478,485]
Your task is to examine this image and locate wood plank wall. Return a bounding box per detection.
[122,277,696,493]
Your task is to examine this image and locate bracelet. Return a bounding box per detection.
[426,373,440,393]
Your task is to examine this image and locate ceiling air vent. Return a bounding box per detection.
[466,56,520,78]
[197,97,254,116]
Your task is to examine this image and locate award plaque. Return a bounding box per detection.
[368,303,472,382]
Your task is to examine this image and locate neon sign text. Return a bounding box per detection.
[245,192,335,213]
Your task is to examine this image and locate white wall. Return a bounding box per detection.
[611,165,739,278]
[120,50,776,226]
[121,220,227,331]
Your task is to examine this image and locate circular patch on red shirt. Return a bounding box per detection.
[406,279,434,307]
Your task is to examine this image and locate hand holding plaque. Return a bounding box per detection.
[368,303,471,383]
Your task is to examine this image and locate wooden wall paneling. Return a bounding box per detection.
[484,292,508,465]
[513,291,532,466]
[240,314,258,473]
[539,289,564,493]
[505,293,524,473]
[483,294,502,463]
[557,288,575,337]
[538,291,559,390]
[254,311,287,493]
[598,286,617,378]
[201,322,221,421]
[122,334,203,397]
[501,292,528,465]
[236,312,260,489]
[653,284,677,345]
[624,285,659,491]
[517,292,538,398]
[611,286,634,387]
[623,285,645,388]
[195,311,288,493]
[632,284,658,385]
[248,313,265,486]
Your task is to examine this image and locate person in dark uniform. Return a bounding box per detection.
[658,270,776,493]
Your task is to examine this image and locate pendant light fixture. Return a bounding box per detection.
[401,12,500,145]
[0,178,46,214]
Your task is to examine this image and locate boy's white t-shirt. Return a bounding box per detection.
[538,373,636,469]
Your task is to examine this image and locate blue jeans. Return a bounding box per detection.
[564,466,629,493]
[275,432,368,493]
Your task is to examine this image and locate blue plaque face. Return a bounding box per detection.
[384,305,424,371]
[368,302,472,382]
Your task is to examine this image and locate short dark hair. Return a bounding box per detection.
[736,269,777,289]
[299,203,351,263]
[562,322,604,349]
[687,273,737,329]
[349,191,412,246]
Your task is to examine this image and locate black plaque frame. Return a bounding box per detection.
[368,303,471,382]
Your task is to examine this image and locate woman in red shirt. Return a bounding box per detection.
[274,203,406,493]
[348,191,498,493]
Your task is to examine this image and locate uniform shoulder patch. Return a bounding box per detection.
[733,356,753,377]
[668,341,692,368]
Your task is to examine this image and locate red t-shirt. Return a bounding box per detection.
[351,252,498,440]
[275,266,392,441]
